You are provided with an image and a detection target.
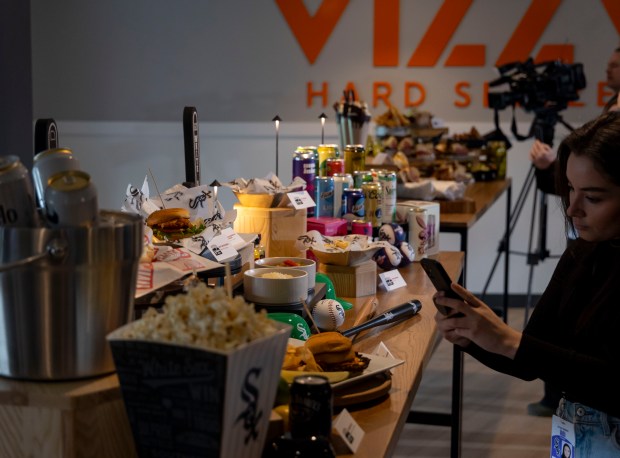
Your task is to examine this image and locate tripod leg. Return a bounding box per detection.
[482,166,537,299]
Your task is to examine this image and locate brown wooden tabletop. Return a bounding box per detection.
[334,251,464,458]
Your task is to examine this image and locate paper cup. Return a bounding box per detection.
[107,322,291,458]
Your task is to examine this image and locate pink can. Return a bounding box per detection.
[351,219,372,236]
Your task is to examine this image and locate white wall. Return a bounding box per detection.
[59,118,569,296]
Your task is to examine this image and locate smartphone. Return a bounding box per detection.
[420,258,461,315]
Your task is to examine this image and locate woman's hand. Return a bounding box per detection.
[433,283,522,359]
[529,140,556,170]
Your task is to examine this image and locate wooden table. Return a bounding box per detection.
[335,251,464,458]
[0,252,463,458]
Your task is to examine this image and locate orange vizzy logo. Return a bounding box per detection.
[276,0,620,67]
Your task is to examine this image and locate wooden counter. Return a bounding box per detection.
[335,251,464,457]
[0,252,463,458]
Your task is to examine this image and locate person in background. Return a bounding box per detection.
[435,112,620,456]
[525,46,620,417]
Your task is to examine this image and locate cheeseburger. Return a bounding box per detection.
[146,208,205,241]
[305,332,370,372]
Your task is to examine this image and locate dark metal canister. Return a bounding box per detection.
[344,144,366,174]
[314,176,334,217]
[325,157,345,176]
[352,170,373,188]
[361,181,382,228]
[293,146,318,217]
[44,170,98,227]
[32,147,80,208]
[0,155,38,227]
[289,375,333,440]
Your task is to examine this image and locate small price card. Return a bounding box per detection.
[287,191,315,210]
[333,408,364,454]
[379,269,406,291]
[207,230,239,262]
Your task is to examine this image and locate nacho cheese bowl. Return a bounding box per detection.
[243,268,308,304]
[254,257,316,291]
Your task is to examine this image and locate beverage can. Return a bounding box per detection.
[32,148,80,208]
[325,157,345,176]
[314,176,334,218]
[408,207,428,260]
[293,146,318,217]
[378,170,397,223]
[289,375,333,440]
[332,173,351,218]
[352,170,373,188]
[361,181,382,229]
[0,155,39,227]
[44,170,98,227]
[351,219,372,236]
[317,144,339,177]
[344,144,366,174]
[342,188,365,230]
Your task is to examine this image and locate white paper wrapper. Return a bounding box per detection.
[396,179,466,201]
[295,230,392,266]
[223,172,306,195]
[121,175,236,255]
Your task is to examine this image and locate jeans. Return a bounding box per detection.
[557,399,620,457]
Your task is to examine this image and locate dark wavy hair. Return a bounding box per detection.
[555,111,620,233]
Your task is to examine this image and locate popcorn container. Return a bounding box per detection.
[107,321,291,458]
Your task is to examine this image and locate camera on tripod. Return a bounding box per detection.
[488,58,586,112]
[487,58,586,145]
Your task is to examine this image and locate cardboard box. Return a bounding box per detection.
[396,200,440,256]
[307,216,348,236]
[318,260,377,297]
[233,204,307,258]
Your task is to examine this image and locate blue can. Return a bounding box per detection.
[342,188,364,231]
[293,146,317,217]
[314,176,334,217]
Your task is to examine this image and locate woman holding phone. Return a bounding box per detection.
[433,111,620,456]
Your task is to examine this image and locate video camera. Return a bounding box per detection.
[487,58,586,145]
[488,58,586,112]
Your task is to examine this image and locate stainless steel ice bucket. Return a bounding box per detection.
[0,210,143,380]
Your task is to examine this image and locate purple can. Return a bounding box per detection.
[293,146,317,217]
[314,176,334,218]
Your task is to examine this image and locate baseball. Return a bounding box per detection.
[312,299,346,331]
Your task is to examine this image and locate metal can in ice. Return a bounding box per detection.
[0,155,39,227]
[344,144,366,174]
[408,206,428,260]
[314,176,334,218]
[317,144,339,177]
[293,146,318,217]
[32,147,80,208]
[332,173,351,218]
[44,170,98,227]
[378,170,397,223]
[352,170,373,188]
[361,181,382,229]
[325,157,345,176]
[289,375,333,440]
[351,219,372,236]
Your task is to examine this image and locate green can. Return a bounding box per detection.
[378,170,397,223]
[344,144,366,174]
[353,170,373,188]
